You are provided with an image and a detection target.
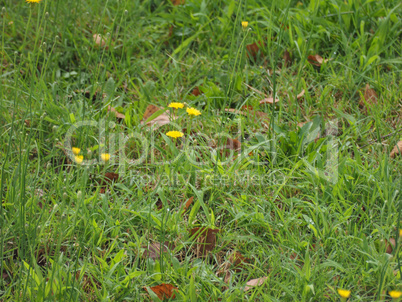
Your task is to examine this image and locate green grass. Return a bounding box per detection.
[1,0,402,301]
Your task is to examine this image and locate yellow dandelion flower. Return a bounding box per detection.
[168,102,184,109]
[101,153,111,162]
[390,291,402,299]
[26,0,42,3]
[166,131,184,139]
[74,155,84,164]
[399,229,402,237]
[72,147,81,156]
[186,107,201,116]
[337,289,351,299]
[241,21,248,29]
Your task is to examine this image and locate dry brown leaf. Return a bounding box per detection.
[244,277,268,291]
[308,54,329,67]
[364,84,378,103]
[141,104,175,128]
[104,172,119,182]
[107,106,125,120]
[224,108,247,116]
[143,242,175,260]
[192,87,202,96]
[99,172,119,190]
[145,283,178,300]
[297,89,305,99]
[143,104,161,121]
[360,84,378,111]
[283,50,292,68]
[225,138,241,152]
[390,141,402,158]
[93,34,107,48]
[224,108,269,128]
[385,238,396,254]
[171,0,185,5]
[190,227,220,257]
[246,41,264,62]
[260,97,280,104]
[182,196,194,214]
[228,251,249,272]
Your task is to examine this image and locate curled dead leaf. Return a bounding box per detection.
[246,41,264,62]
[385,238,396,254]
[190,227,220,257]
[229,251,249,272]
[93,34,107,48]
[297,89,305,99]
[390,141,402,158]
[182,196,194,214]
[171,0,185,5]
[107,106,125,120]
[145,283,178,300]
[308,54,329,67]
[283,49,292,68]
[244,277,268,291]
[360,84,378,112]
[225,138,241,152]
[141,104,176,128]
[143,242,175,260]
[260,97,280,104]
[191,87,202,96]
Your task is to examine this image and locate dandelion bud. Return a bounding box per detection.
[77,191,82,199]
[42,42,46,47]
[45,12,49,19]
[1,7,5,14]
[55,35,59,40]
[63,192,67,200]
[46,162,51,169]
[124,10,128,15]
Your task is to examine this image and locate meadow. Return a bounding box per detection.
[0,0,402,301]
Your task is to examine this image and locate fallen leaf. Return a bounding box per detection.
[143,104,161,121]
[171,0,185,5]
[105,172,119,182]
[192,87,202,96]
[297,89,305,99]
[308,54,329,67]
[143,242,175,260]
[359,84,378,112]
[246,41,264,62]
[182,196,194,214]
[190,227,220,257]
[224,108,247,116]
[363,84,378,103]
[141,104,175,128]
[99,172,119,189]
[390,141,402,158]
[93,34,107,48]
[241,105,254,111]
[385,238,396,254]
[145,283,178,300]
[225,138,241,152]
[260,97,280,104]
[244,277,268,291]
[224,108,269,128]
[283,50,292,68]
[228,251,249,272]
[107,106,125,120]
